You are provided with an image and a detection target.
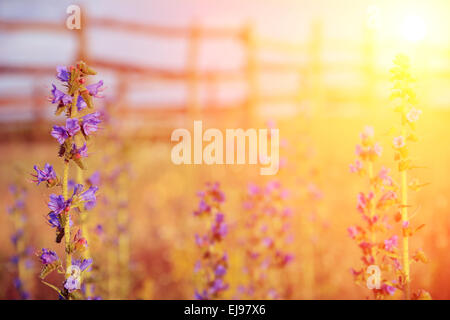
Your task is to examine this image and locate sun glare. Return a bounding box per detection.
[400,14,427,42]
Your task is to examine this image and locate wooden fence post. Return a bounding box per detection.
[75,7,87,62]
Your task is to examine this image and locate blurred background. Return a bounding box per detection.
[1,0,450,299]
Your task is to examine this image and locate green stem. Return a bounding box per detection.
[401,126,410,300]
[62,160,72,278]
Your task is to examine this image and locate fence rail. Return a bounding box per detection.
[0,16,449,133]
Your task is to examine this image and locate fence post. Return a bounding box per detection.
[308,20,323,114]
[75,8,87,62]
[187,23,201,120]
[243,23,258,127]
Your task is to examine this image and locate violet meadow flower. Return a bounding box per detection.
[56,66,70,82]
[64,276,80,292]
[194,183,229,299]
[71,143,88,159]
[51,84,72,105]
[384,235,398,252]
[87,171,100,186]
[51,119,80,144]
[38,248,59,265]
[80,186,98,210]
[86,80,104,97]
[81,112,101,135]
[51,125,69,144]
[72,258,93,272]
[194,289,208,300]
[32,163,57,186]
[215,264,227,277]
[48,194,69,214]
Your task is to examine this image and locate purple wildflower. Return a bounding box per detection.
[384,235,398,252]
[47,211,61,228]
[382,283,396,296]
[32,163,57,185]
[66,118,80,136]
[64,276,80,292]
[38,248,59,264]
[48,194,68,214]
[87,171,100,186]
[81,112,101,135]
[86,80,104,97]
[71,143,88,159]
[56,66,70,82]
[194,290,208,300]
[210,279,229,295]
[51,119,80,144]
[215,264,227,277]
[72,258,93,272]
[50,84,72,105]
[51,125,69,144]
[80,186,98,210]
[77,95,87,111]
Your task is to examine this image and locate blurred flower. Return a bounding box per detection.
[406,108,422,123]
[384,235,398,251]
[393,136,405,149]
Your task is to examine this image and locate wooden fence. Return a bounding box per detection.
[0,15,449,137]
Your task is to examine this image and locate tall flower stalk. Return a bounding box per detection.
[390,54,429,299]
[193,182,229,300]
[349,126,400,299]
[7,184,33,299]
[34,62,103,299]
[240,180,293,299]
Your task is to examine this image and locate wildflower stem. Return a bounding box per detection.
[401,126,411,300]
[77,167,94,298]
[62,159,72,277]
[368,161,375,244]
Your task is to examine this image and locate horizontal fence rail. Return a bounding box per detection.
[0,17,449,138]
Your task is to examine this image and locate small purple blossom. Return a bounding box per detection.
[38,248,59,264]
[51,84,72,105]
[72,258,93,272]
[77,95,87,111]
[71,143,88,158]
[384,235,398,252]
[51,119,80,144]
[66,118,80,136]
[64,276,80,292]
[33,163,57,185]
[215,264,227,277]
[56,66,70,82]
[81,112,101,135]
[51,125,69,144]
[80,186,98,210]
[86,80,104,97]
[48,194,68,214]
[87,171,100,186]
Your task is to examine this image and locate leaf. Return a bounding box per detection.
[40,261,62,279]
[41,280,63,296]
